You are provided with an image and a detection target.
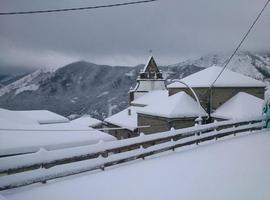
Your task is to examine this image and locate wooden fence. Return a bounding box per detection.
[0,116,266,190]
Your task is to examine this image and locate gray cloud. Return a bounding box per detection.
[0,0,269,69]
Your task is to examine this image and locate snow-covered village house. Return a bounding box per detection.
[104,56,209,138]
[167,66,266,118]
[211,92,264,121]
[104,56,167,139]
[137,91,208,134]
[103,106,141,139]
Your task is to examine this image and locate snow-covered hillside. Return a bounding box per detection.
[0,69,53,97]
[171,51,270,81]
[0,51,269,119]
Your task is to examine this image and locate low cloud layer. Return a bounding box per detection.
[0,0,270,69]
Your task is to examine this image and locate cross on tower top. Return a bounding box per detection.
[149,49,153,56]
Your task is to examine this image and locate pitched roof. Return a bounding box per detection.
[70,115,102,127]
[137,91,207,118]
[168,66,266,88]
[0,108,39,125]
[211,92,264,120]
[143,56,159,73]
[0,122,116,156]
[0,109,116,156]
[104,106,144,131]
[16,110,69,124]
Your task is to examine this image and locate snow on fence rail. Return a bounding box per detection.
[0,116,266,190]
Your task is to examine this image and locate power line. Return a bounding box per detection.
[0,0,158,16]
[210,0,270,88]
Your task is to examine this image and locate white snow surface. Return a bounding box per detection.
[14,84,39,95]
[97,91,109,98]
[104,106,144,131]
[168,66,266,88]
[0,109,69,125]
[0,69,51,97]
[138,91,207,118]
[143,55,153,72]
[0,118,115,156]
[1,131,270,200]
[0,195,7,200]
[15,110,69,124]
[0,109,39,125]
[212,92,264,120]
[70,115,102,127]
[131,90,168,106]
[170,52,269,81]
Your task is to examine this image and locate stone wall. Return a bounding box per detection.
[138,113,197,134]
[103,123,137,140]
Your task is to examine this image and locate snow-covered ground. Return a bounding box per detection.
[1,130,270,200]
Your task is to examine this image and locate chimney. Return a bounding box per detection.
[128,108,131,116]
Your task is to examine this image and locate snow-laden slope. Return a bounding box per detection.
[2,131,270,200]
[0,62,202,119]
[0,69,53,97]
[0,62,140,119]
[0,51,269,119]
[171,51,270,81]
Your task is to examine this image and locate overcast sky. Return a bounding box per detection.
[0,0,270,69]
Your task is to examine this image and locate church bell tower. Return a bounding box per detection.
[129,56,167,104]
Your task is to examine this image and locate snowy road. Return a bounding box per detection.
[1,130,270,200]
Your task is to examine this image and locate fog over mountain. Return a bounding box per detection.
[1,0,270,69]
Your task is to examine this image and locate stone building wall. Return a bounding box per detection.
[103,123,137,140]
[138,113,197,134]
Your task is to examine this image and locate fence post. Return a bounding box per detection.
[249,122,252,132]
[194,124,201,136]
[263,103,270,128]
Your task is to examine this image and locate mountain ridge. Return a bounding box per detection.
[0,51,269,119]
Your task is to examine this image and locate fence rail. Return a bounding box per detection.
[0,116,266,190]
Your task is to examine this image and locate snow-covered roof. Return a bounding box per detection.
[0,108,39,125]
[104,106,144,131]
[131,90,168,106]
[168,66,266,88]
[3,131,270,200]
[0,108,69,125]
[143,56,156,72]
[0,122,116,156]
[16,110,69,124]
[212,92,264,120]
[70,115,102,127]
[137,92,207,118]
